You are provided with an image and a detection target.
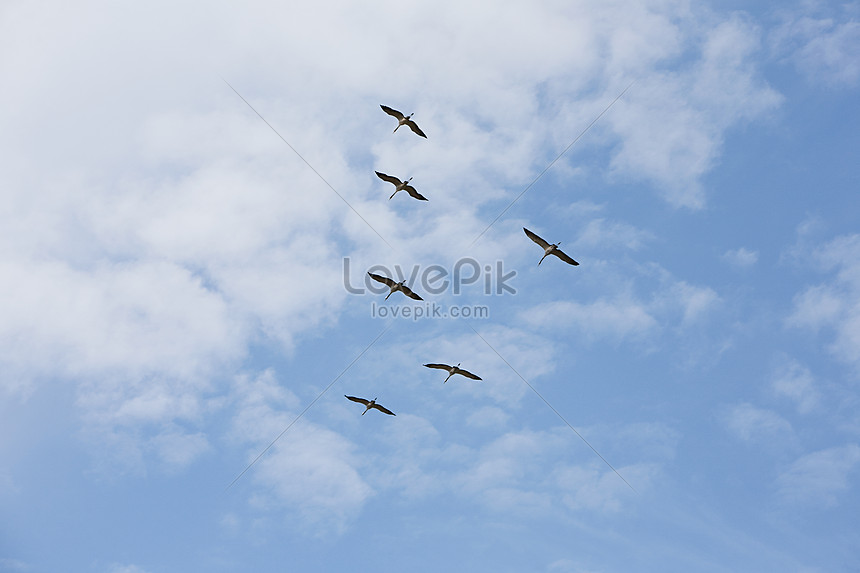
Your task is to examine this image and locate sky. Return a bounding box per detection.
[1,0,859,571]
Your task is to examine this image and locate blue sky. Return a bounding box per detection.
[1,0,859,571]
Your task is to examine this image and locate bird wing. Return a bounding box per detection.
[380,105,404,120]
[551,249,580,266]
[523,227,550,249]
[404,185,428,201]
[367,272,397,288]
[424,363,452,370]
[375,171,402,186]
[405,120,427,138]
[457,368,482,380]
[371,403,396,416]
[399,284,424,300]
[345,395,370,406]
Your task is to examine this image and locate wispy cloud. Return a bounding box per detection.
[772,359,820,414]
[608,15,782,208]
[520,298,658,343]
[777,444,860,507]
[0,559,30,572]
[788,234,860,368]
[723,402,793,442]
[230,371,373,532]
[771,3,860,86]
[722,247,759,268]
[108,565,151,573]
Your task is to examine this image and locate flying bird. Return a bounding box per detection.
[367,272,424,300]
[523,227,579,266]
[375,171,428,201]
[423,363,482,383]
[380,105,427,138]
[345,395,396,416]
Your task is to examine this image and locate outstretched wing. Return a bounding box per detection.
[404,185,428,201]
[456,368,482,380]
[523,227,550,249]
[375,171,402,186]
[405,120,427,138]
[399,284,424,300]
[424,363,452,370]
[380,105,404,120]
[367,272,397,288]
[345,395,370,406]
[551,249,580,266]
[371,403,396,416]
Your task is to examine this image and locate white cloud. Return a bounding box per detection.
[0,0,780,481]
[574,218,653,252]
[229,371,373,532]
[0,559,30,571]
[519,266,720,350]
[108,566,150,573]
[788,234,860,368]
[771,4,860,86]
[378,422,667,515]
[466,405,511,429]
[608,15,782,208]
[777,444,860,507]
[149,427,211,469]
[671,281,721,324]
[521,298,658,343]
[723,402,793,441]
[548,559,601,573]
[555,462,658,512]
[771,359,820,414]
[722,247,759,268]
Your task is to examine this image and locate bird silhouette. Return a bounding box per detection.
[524,227,579,266]
[380,105,427,138]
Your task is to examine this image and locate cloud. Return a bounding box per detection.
[466,405,511,430]
[555,462,659,512]
[0,0,780,482]
[519,265,720,350]
[372,420,670,515]
[108,566,150,573]
[722,247,759,268]
[771,359,820,414]
[574,218,654,252]
[229,371,373,532]
[607,15,782,208]
[0,559,30,572]
[521,298,658,343]
[723,402,793,442]
[0,259,244,390]
[788,234,860,368]
[548,559,601,573]
[777,444,860,507]
[771,4,860,86]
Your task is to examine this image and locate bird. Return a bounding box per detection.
[375,171,428,201]
[345,395,396,416]
[523,227,579,266]
[367,272,424,300]
[380,105,427,138]
[423,363,482,383]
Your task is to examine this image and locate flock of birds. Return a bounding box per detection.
[345,105,578,417]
